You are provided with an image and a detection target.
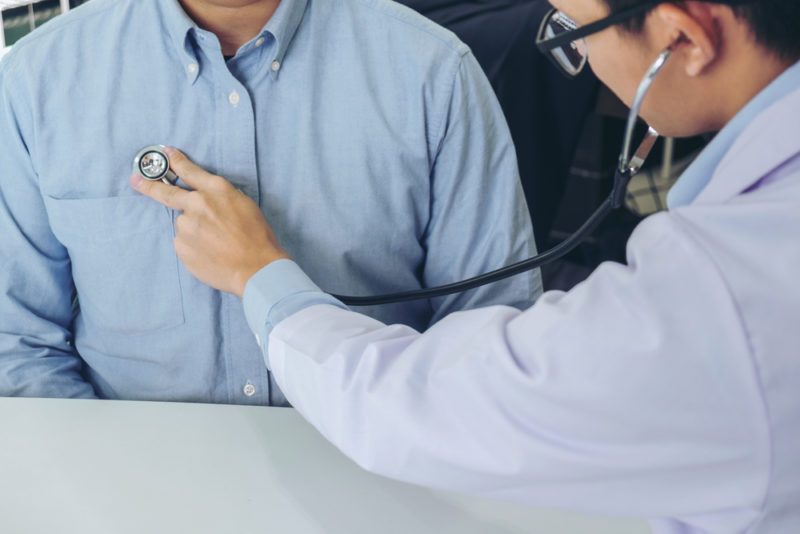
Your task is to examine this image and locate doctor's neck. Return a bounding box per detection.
[179,0,281,57]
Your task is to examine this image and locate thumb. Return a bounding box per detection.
[130,172,190,210]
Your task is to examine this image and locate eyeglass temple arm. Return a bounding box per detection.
[537,0,662,52]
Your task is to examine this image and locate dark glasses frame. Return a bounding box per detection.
[536,1,664,76]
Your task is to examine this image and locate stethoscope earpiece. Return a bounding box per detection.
[133,145,179,185]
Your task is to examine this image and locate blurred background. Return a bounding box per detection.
[1,0,88,50]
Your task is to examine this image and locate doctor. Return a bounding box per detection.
[132,0,800,531]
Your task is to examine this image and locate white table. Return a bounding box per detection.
[0,398,650,534]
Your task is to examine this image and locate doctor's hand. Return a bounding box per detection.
[130,147,289,298]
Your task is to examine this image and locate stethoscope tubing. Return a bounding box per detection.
[133,50,672,308]
[331,49,672,307]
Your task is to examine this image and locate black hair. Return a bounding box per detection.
[603,0,800,61]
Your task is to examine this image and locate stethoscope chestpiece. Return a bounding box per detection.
[132,145,179,185]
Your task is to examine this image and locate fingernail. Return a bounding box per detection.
[163,146,177,157]
[129,173,143,190]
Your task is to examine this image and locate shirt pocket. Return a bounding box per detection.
[43,195,185,335]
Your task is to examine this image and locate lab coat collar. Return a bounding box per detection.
[669,60,800,208]
[694,86,800,206]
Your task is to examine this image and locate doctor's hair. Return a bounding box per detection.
[603,0,800,61]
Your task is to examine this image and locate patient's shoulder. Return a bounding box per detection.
[321,0,470,59]
[1,0,133,80]
[3,0,125,58]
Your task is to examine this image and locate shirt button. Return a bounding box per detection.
[228,91,240,106]
[271,60,281,72]
[255,37,265,47]
[186,63,198,74]
[243,383,256,397]
[255,334,262,346]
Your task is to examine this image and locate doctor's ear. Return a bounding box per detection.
[653,1,724,77]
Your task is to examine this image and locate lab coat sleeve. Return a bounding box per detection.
[421,51,541,324]
[0,55,96,398]
[266,212,770,519]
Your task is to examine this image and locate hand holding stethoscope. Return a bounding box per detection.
[130,146,289,297]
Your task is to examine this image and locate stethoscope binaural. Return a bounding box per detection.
[132,49,672,307]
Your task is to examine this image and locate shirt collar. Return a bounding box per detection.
[263,0,308,77]
[667,60,800,208]
[159,0,308,83]
[161,0,197,70]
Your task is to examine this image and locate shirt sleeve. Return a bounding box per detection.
[242,259,347,368]
[0,56,96,398]
[422,51,542,325]
[263,213,769,520]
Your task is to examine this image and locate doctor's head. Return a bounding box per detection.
[544,0,800,137]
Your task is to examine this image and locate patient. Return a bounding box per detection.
[0,0,540,404]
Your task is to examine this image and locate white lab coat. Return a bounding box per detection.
[265,86,800,533]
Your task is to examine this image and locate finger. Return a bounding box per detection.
[130,173,190,211]
[163,147,228,191]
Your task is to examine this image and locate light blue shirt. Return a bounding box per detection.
[0,0,539,404]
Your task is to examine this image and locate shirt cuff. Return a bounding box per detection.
[242,259,346,365]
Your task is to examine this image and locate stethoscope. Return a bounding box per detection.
[132,146,180,185]
[133,49,671,307]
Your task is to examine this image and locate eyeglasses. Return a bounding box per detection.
[536,1,663,77]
